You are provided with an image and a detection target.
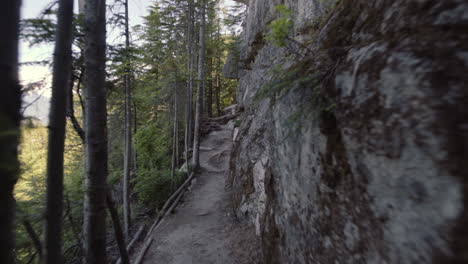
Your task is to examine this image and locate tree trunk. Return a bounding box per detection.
[83,0,108,262]
[171,73,179,189]
[44,1,74,262]
[216,72,221,117]
[22,220,42,261]
[106,190,130,264]
[175,75,179,169]
[215,23,222,116]
[175,76,179,169]
[68,85,131,264]
[133,102,138,174]
[67,68,85,141]
[184,0,195,173]
[0,1,21,263]
[192,0,206,170]
[207,57,213,118]
[123,0,132,239]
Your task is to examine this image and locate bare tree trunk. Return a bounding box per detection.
[67,68,85,141]
[68,72,131,264]
[171,75,179,188]
[123,0,132,239]
[22,220,42,260]
[184,0,195,173]
[207,57,213,118]
[192,0,206,170]
[44,1,74,262]
[215,22,222,116]
[175,117,179,169]
[191,18,199,146]
[106,190,130,264]
[175,74,179,169]
[0,1,21,263]
[133,102,138,174]
[83,0,108,262]
[216,72,221,116]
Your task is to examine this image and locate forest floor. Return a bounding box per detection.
[140,124,262,264]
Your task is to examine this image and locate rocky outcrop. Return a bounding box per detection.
[228,0,468,263]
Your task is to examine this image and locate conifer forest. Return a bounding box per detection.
[1,0,468,263]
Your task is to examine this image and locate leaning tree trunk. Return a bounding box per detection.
[106,190,130,264]
[192,0,206,170]
[123,0,132,238]
[44,0,74,263]
[0,1,21,263]
[83,0,108,263]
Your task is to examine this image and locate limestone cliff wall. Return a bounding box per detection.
[227,0,468,263]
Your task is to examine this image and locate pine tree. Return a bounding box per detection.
[123,0,133,240]
[185,0,195,174]
[82,0,108,262]
[192,0,207,170]
[0,1,21,263]
[44,0,74,263]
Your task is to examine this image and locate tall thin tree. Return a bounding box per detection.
[44,0,74,263]
[171,75,178,189]
[184,0,195,173]
[72,1,129,261]
[215,19,222,116]
[192,0,206,170]
[0,1,21,263]
[83,0,108,262]
[123,0,133,238]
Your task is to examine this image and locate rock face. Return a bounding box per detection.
[227,0,468,263]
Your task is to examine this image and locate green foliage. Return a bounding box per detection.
[14,0,239,261]
[135,122,172,171]
[133,122,172,204]
[20,18,56,46]
[265,5,293,47]
[16,126,47,201]
[133,169,184,208]
[15,119,84,263]
[133,121,186,208]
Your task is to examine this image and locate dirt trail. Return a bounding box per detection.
[141,124,261,264]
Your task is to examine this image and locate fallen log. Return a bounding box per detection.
[135,238,153,264]
[133,172,196,263]
[126,225,145,253]
[145,172,195,239]
[115,224,146,264]
[205,113,239,124]
[222,104,237,115]
[133,190,186,264]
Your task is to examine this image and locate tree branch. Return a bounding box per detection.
[22,219,42,259]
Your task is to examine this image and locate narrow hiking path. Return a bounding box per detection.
[140,124,261,264]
